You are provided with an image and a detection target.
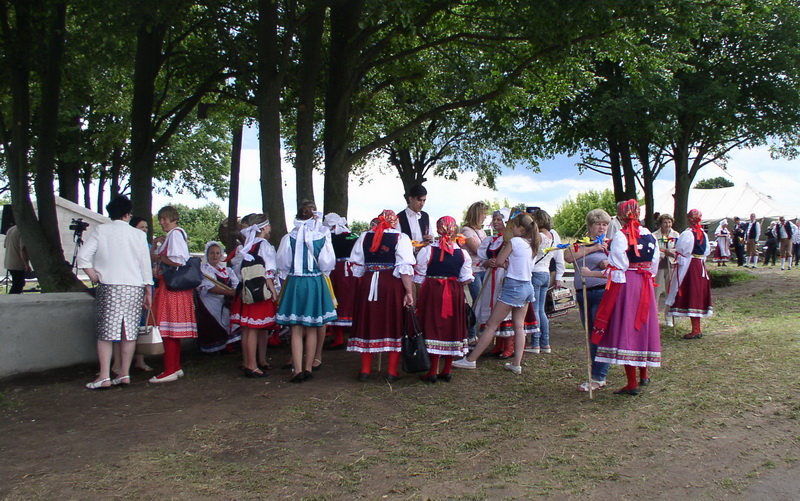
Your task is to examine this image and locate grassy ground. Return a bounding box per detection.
[1,267,799,500]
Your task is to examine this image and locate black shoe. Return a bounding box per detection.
[303,370,313,381]
[243,368,267,378]
[438,373,453,382]
[613,387,640,396]
[683,332,703,340]
[290,372,305,383]
[639,378,651,386]
[385,374,400,383]
[357,372,369,382]
[496,353,513,360]
[420,374,437,383]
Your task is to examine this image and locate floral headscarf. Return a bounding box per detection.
[619,199,641,255]
[687,209,703,242]
[370,209,398,252]
[436,216,459,260]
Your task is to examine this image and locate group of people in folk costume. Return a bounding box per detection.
[81,192,713,396]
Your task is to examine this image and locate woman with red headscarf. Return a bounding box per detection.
[591,199,661,396]
[347,209,415,382]
[413,216,474,383]
[666,209,713,339]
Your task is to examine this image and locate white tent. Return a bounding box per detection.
[651,182,798,223]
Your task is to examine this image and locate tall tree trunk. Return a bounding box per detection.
[96,162,107,214]
[227,122,243,252]
[619,139,637,200]
[129,19,166,224]
[294,1,325,205]
[672,145,691,231]
[56,160,80,203]
[636,143,655,229]
[389,146,427,195]
[257,0,287,245]
[606,139,625,201]
[4,0,84,291]
[81,162,92,210]
[322,0,362,217]
[110,145,122,197]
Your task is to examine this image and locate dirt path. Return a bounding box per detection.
[1,267,799,500]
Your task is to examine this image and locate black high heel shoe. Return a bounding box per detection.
[290,372,306,383]
[303,370,314,381]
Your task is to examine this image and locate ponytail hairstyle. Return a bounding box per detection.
[508,212,541,259]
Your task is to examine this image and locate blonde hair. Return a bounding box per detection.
[586,209,611,227]
[532,209,553,231]
[509,213,541,258]
[462,201,489,229]
[157,206,179,223]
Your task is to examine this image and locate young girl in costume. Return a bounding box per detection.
[276,209,338,383]
[414,216,473,383]
[230,214,278,378]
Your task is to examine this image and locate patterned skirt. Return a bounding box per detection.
[668,258,713,318]
[594,270,661,368]
[153,279,197,339]
[348,269,406,353]
[277,274,338,327]
[416,278,468,357]
[95,284,144,341]
[230,295,277,329]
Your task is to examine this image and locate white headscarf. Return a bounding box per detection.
[292,217,320,273]
[240,220,270,261]
[203,241,229,278]
[323,212,350,235]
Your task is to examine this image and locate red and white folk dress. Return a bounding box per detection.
[413,242,472,357]
[347,229,415,353]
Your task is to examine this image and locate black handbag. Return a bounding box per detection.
[465,302,477,331]
[401,308,431,373]
[161,256,203,291]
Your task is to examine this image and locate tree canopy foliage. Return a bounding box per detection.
[2,0,800,289]
[694,177,734,189]
[553,189,618,239]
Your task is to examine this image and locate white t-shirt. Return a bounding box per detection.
[505,237,533,281]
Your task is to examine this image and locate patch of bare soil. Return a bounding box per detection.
[1,267,798,500]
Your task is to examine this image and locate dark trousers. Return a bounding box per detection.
[793,242,800,264]
[765,244,778,265]
[734,242,745,266]
[8,269,25,294]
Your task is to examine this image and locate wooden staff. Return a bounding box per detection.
[202,272,234,291]
[568,244,594,400]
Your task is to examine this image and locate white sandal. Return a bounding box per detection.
[577,380,607,392]
[111,375,131,386]
[86,378,111,390]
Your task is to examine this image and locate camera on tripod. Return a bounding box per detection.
[69,218,89,237]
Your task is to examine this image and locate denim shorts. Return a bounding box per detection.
[498,277,535,307]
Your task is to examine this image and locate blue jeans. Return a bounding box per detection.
[531,272,550,347]
[576,287,610,382]
[467,271,485,339]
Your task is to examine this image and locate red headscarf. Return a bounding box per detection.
[687,209,703,242]
[436,216,458,261]
[619,199,641,256]
[369,209,398,252]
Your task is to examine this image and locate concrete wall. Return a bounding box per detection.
[0,293,97,378]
